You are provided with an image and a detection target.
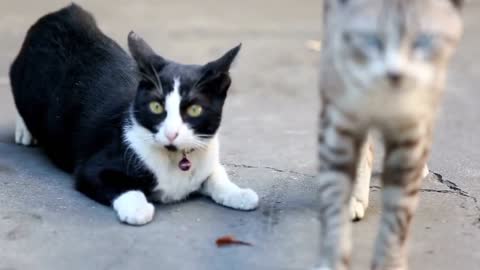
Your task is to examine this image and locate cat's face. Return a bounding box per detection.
[128,32,240,151]
[330,0,463,96]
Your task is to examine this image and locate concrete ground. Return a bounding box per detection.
[0,1,479,269]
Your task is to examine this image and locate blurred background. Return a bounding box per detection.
[0,1,479,269]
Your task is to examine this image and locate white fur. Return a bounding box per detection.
[126,119,218,202]
[113,191,155,225]
[422,164,429,178]
[123,77,258,210]
[201,163,259,210]
[15,113,36,146]
[313,267,332,270]
[125,124,258,209]
[350,143,372,221]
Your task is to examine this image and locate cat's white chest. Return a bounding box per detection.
[147,149,215,203]
[124,124,219,204]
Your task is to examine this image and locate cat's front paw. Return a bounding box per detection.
[350,196,367,221]
[113,191,155,225]
[222,188,259,210]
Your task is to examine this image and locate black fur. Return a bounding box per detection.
[9,4,239,206]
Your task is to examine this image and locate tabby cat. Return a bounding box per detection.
[10,4,259,226]
[317,0,463,269]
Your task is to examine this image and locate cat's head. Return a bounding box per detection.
[127,32,240,151]
[329,0,463,96]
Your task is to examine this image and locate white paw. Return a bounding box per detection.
[312,267,332,270]
[15,114,36,146]
[350,196,367,221]
[221,188,259,210]
[422,165,429,178]
[113,191,155,225]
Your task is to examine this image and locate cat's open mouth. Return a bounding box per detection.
[165,145,178,152]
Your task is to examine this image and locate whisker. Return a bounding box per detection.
[187,141,204,150]
[190,140,209,150]
[137,70,161,91]
[150,63,163,95]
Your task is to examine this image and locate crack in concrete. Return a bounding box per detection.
[430,171,478,203]
[370,185,468,196]
[225,162,478,202]
[430,172,480,225]
[224,162,313,178]
[226,162,480,224]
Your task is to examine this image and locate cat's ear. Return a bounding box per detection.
[204,44,241,75]
[128,31,167,75]
[450,0,464,9]
[196,44,241,95]
[325,0,349,9]
[325,0,350,11]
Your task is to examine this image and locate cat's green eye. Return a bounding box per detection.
[149,101,164,114]
[187,104,203,117]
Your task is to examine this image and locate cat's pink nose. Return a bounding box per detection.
[166,132,179,142]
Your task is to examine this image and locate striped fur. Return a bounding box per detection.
[317,1,463,269]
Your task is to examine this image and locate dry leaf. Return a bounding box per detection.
[216,235,252,247]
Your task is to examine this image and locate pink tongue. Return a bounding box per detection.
[179,157,191,171]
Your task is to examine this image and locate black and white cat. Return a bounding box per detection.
[9,4,259,225]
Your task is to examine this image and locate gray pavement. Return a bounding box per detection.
[0,1,479,269]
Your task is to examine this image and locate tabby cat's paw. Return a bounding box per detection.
[422,165,429,178]
[113,191,155,225]
[312,266,332,270]
[221,188,259,210]
[350,196,367,221]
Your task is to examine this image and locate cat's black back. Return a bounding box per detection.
[10,4,137,172]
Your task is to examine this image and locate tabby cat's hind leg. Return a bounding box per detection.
[15,113,37,146]
[349,140,373,221]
